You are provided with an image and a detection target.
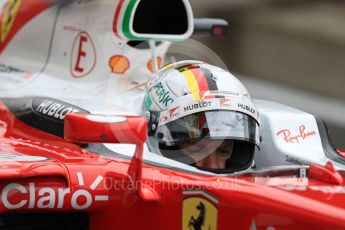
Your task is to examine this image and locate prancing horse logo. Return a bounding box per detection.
[182,193,218,230]
[188,202,206,230]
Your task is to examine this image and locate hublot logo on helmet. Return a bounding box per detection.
[184,102,211,112]
[238,103,255,114]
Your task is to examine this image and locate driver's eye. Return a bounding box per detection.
[217,149,230,156]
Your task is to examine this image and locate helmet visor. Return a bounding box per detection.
[157,110,259,147]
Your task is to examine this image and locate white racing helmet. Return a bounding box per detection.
[143,61,260,173]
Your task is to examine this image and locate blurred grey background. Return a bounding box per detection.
[171,0,345,148]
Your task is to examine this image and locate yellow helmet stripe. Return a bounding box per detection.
[182,70,200,101]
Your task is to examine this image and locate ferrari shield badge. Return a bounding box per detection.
[182,190,218,230]
[1,0,21,42]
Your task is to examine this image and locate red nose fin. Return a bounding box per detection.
[309,161,343,185]
[325,161,336,172]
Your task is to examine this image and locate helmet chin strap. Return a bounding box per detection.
[149,40,158,74]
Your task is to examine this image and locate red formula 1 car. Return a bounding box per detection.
[0,0,345,229]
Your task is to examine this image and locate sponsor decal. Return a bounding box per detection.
[108,55,130,74]
[169,107,180,117]
[202,90,240,99]
[220,98,231,107]
[276,125,317,144]
[237,103,256,115]
[182,190,218,230]
[1,172,108,210]
[0,62,24,73]
[147,56,162,73]
[70,32,96,78]
[0,0,21,42]
[285,155,311,166]
[184,101,211,113]
[0,63,33,81]
[34,99,80,121]
[152,82,174,107]
[0,154,48,162]
[63,26,82,32]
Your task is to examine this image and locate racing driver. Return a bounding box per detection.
[143,61,260,174]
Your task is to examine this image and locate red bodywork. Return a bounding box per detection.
[1,1,345,229]
[1,100,345,230]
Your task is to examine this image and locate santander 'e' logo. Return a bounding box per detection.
[1,172,108,210]
[70,31,96,78]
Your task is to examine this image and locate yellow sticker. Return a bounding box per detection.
[182,197,218,230]
[1,0,21,42]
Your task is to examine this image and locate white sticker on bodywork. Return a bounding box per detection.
[0,154,48,162]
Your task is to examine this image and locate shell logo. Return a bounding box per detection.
[147,57,162,73]
[108,55,130,74]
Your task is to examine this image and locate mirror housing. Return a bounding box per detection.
[114,0,194,41]
[64,113,147,145]
[64,113,159,201]
[65,113,161,201]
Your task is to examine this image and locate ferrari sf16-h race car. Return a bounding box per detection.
[0,0,345,229]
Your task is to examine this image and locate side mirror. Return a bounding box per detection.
[114,0,194,41]
[64,113,159,201]
[64,113,160,202]
[64,113,147,145]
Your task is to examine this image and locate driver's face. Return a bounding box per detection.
[180,139,234,169]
